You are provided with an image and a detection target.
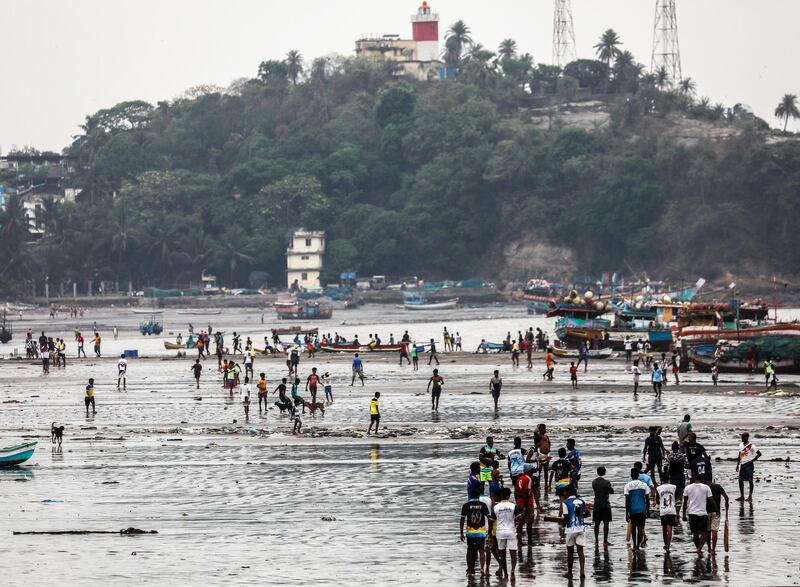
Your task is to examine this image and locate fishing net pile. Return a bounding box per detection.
[725,337,800,361]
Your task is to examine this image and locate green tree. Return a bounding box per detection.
[497,38,518,59]
[775,93,800,131]
[285,50,304,85]
[594,29,622,68]
[444,20,473,70]
[257,174,330,228]
[375,82,417,127]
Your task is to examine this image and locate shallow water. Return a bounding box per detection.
[2,306,800,585]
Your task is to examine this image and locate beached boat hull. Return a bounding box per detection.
[552,347,614,359]
[271,327,319,336]
[688,349,800,374]
[176,310,221,315]
[164,341,197,350]
[556,325,673,351]
[401,299,459,311]
[0,441,37,466]
[679,324,800,345]
[320,344,403,353]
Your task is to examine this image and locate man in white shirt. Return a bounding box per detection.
[736,431,762,502]
[657,481,677,552]
[117,354,128,390]
[682,476,716,557]
[491,487,522,582]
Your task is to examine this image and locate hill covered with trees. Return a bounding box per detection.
[2,25,800,294]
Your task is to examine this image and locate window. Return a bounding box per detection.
[305,238,312,247]
[301,272,308,281]
[301,255,309,260]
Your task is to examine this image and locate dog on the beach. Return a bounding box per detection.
[301,399,325,415]
[51,422,65,447]
[274,399,293,414]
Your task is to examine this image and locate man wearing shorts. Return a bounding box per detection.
[563,485,587,580]
[535,424,552,492]
[350,353,365,386]
[367,392,380,435]
[657,480,677,552]
[460,486,490,577]
[549,447,576,514]
[682,476,716,557]
[191,359,203,389]
[706,479,729,555]
[306,367,320,404]
[84,378,96,417]
[117,354,127,391]
[592,466,614,547]
[736,432,762,502]
[257,373,268,413]
[491,487,521,581]
[427,368,444,410]
[514,469,535,546]
[624,468,650,552]
[489,370,502,411]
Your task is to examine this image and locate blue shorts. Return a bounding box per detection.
[739,461,754,481]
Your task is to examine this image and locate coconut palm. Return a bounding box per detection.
[775,93,800,131]
[594,29,622,67]
[285,50,304,85]
[0,194,31,247]
[497,39,518,59]
[444,20,473,68]
[654,66,670,90]
[678,77,696,96]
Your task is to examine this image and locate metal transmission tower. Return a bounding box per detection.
[651,0,682,83]
[552,0,576,67]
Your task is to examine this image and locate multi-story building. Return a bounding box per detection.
[355,1,442,81]
[286,229,326,290]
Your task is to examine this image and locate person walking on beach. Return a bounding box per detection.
[643,426,666,484]
[576,343,589,372]
[427,368,444,410]
[569,362,578,388]
[736,432,762,502]
[534,424,552,492]
[592,466,614,547]
[489,370,502,411]
[632,360,641,395]
[323,371,333,403]
[399,340,411,366]
[624,336,633,363]
[460,486,490,578]
[651,363,663,398]
[93,332,101,357]
[705,478,729,555]
[306,367,321,404]
[764,359,775,390]
[84,378,96,417]
[241,376,251,420]
[682,475,716,557]
[492,487,521,581]
[665,441,688,501]
[624,468,650,552]
[291,399,302,434]
[671,350,681,385]
[428,339,440,365]
[511,340,520,367]
[678,414,693,446]
[351,353,365,386]
[563,485,587,580]
[543,349,556,381]
[257,372,268,413]
[410,343,419,371]
[367,392,381,435]
[77,333,87,358]
[191,359,202,389]
[657,478,677,552]
[117,354,127,390]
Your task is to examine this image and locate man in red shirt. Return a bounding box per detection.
[399,341,410,366]
[514,469,535,546]
[306,367,321,404]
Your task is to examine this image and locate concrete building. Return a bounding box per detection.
[286,229,326,290]
[355,1,442,81]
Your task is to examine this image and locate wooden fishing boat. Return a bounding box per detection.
[275,300,332,320]
[399,298,460,310]
[176,309,222,315]
[271,327,319,336]
[679,323,800,345]
[0,441,37,466]
[688,348,800,374]
[132,309,165,315]
[551,346,614,359]
[320,344,403,353]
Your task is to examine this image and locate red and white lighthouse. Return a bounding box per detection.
[411,1,439,62]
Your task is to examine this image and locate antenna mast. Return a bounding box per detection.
[552,0,576,67]
[651,0,682,83]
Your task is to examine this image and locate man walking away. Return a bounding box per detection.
[367,392,381,435]
[682,475,716,557]
[736,431,762,502]
[592,466,614,547]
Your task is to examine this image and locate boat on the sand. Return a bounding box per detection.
[271,327,319,336]
[551,346,614,359]
[320,344,403,353]
[176,309,222,315]
[0,441,37,466]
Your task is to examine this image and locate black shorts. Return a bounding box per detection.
[84,396,95,407]
[629,513,646,528]
[431,388,441,397]
[370,414,380,423]
[593,506,612,523]
[660,514,677,527]
[688,514,709,534]
[466,536,486,550]
[555,484,574,497]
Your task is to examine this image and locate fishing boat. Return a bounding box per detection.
[0,441,37,466]
[176,309,222,315]
[320,344,403,353]
[271,327,319,336]
[687,339,800,374]
[164,338,198,350]
[551,346,614,359]
[275,299,333,320]
[677,300,800,345]
[400,292,459,310]
[523,279,562,314]
[132,309,165,315]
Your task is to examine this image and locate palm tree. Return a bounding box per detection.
[444,20,473,68]
[654,66,670,90]
[497,39,518,59]
[0,194,31,247]
[775,93,800,131]
[678,77,696,96]
[594,29,622,68]
[285,50,304,85]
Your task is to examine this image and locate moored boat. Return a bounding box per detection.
[271,327,319,336]
[275,299,333,320]
[320,344,403,353]
[0,441,37,466]
[551,346,614,359]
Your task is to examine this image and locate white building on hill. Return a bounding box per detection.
[286,229,325,290]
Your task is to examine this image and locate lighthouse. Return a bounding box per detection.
[411,1,439,62]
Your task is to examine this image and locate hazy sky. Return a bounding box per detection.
[3,0,799,151]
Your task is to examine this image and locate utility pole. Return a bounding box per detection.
[552,0,576,67]
[651,0,682,83]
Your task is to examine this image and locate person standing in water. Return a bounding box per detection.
[736,431,762,502]
[257,372,268,413]
[84,378,96,417]
[240,376,251,420]
[93,332,102,357]
[367,392,381,435]
[117,354,127,391]
[306,367,321,404]
[323,371,333,403]
[427,368,444,410]
[489,370,502,411]
[191,359,202,389]
[410,343,419,371]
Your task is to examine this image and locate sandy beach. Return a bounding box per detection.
[2,305,799,585]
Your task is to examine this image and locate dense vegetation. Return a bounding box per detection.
[2,26,799,294]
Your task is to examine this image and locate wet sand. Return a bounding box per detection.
[2,306,800,585]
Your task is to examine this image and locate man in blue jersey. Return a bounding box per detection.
[460,486,490,577]
[562,485,587,579]
[350,353,365,386]
[624,468,651,551]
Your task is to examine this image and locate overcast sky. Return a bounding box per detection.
[3,0,799,152]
